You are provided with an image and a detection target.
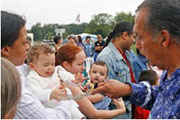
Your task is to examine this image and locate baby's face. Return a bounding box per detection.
[32,53,55,77]
[89,64,107,84]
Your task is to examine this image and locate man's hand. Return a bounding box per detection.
[92,79,132,98]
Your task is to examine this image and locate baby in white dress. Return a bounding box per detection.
[26,44,84,119]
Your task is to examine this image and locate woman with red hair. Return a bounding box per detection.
[55,43,126,119]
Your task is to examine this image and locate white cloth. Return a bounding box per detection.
[56,65,75,83]
[26,65,84,118]
[56,65,86,118]
[15,64,71,119]
[85,57,94,74]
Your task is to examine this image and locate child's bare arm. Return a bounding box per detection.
[87,94,104,103]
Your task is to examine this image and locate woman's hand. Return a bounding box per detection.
[50,85,67,101]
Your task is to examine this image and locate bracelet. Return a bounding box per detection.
[73,92,86,101]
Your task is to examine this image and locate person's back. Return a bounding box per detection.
[1,58,21,119]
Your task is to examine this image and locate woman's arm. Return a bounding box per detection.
[87,94,104,103]
[68,85,126,119]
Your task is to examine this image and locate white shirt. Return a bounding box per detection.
[27,68,60,107]
[14,64,72,119]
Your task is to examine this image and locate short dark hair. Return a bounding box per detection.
[106,21,133,46]
[86,36,91,40]
[139,70,158,85]
[1,11,26,48]
[53,36,61,44]
[136,0,180,43]
[90,61,109,76]
[77,35,83,43]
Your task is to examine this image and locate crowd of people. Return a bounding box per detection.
[1,0,180,119]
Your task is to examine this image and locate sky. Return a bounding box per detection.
[2,0,144,30]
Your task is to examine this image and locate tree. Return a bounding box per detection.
[29,12,135,40]
[30,23,44,41]
[85,13,113,38]
[114,12,134,24]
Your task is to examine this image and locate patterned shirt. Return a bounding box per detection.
[129,68,180,119]
[97,42,132,119]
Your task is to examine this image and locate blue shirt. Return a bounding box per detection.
[94,96,112,110]
[128,50,148,83]
[129,68,180,119]
[84,43,94,57]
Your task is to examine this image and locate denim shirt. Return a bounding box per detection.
[97,42,132,118]
[129,68,180,119]
[128,51,148,83]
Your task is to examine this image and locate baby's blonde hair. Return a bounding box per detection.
[27,43,55,64]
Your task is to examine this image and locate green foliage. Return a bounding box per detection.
[114,12,134,24]
[29,12,135,40]
[131,43,137,54]
[84,13,113,38]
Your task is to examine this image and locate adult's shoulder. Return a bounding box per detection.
[99,46,111,56]
[96,46,112,62]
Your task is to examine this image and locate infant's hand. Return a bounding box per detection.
[112,98,125,110]
[50,86,67,101]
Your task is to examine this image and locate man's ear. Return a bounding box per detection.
[1,47,10,57]
[160,30,171,47]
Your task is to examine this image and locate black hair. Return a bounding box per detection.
[77,35,83,43]
[105,21,133,46]
[1,11,26,48]
[53,36,61,44]
[139,70,158,85]
[136,0,180,43]
[85,36,91,40]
